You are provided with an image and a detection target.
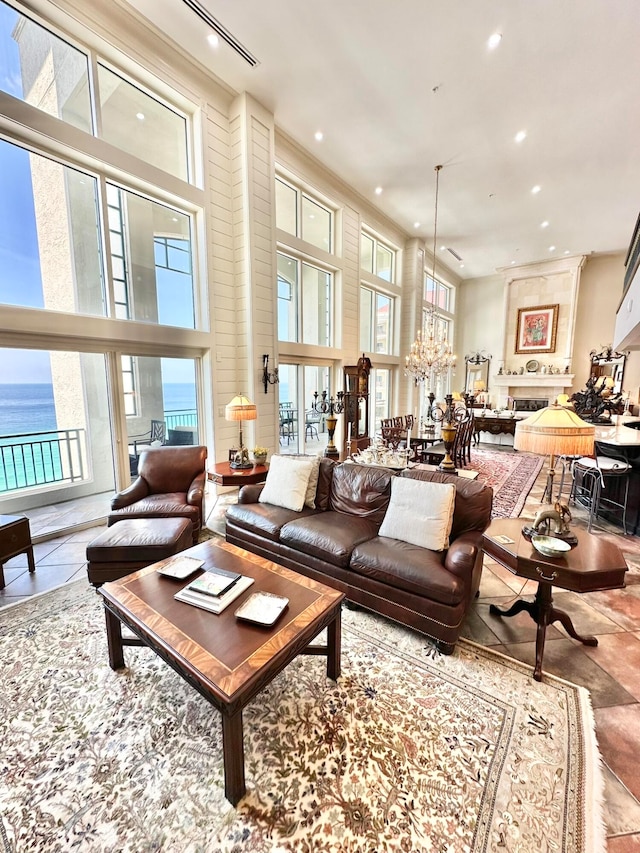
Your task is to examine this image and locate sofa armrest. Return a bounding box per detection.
[111,476,150,510]
[444,531,482,578]
[187,470,206,506]
[238,483,266,503]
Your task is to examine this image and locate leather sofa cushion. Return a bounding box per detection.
[329,463,392,525]
[281,512,378,568]
[350,536,466,607]
[226,502,319,542]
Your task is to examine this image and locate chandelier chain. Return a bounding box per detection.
[404,164,456,389]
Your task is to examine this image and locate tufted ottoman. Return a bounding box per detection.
[86,517,193,587]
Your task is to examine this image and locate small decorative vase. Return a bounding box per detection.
[253,453,267,465]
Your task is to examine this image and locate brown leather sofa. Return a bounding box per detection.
[109,445,208,545]
[225,460,493,652]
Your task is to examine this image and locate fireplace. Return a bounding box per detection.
[513,398,547,413]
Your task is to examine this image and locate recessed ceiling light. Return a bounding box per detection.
[488,32,502,50]
[374,186,383,195]
[514,130,527,143]
[172,217,178,222]
[531,185,541,194]
[564,250,571,255]
[459,263,465,269]
[314,131,324,142]
[136,112,145,120]
[549,245,556,251]
[207,33,219,47]
[511,260,516,264]
[414,222,421,228]
[440,245,446,251]
[540,220,549,228]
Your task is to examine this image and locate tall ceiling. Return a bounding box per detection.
[124,0,640,280]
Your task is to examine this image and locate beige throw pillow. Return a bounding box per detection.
[259,455,316,512]
[378,477,456,551]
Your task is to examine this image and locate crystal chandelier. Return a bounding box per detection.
[405,165,456,387]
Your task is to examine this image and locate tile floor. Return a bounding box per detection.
[2,449,639,849]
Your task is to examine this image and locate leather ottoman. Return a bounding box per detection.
[86,517,193,586]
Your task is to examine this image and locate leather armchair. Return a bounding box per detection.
[109,445,208,544]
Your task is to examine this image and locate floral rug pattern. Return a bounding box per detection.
[0,582,603,852]
[463,448,544,519]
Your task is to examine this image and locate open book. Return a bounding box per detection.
[174,574,254,614]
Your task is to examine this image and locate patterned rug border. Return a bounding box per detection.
[463,448,545,518]
[0,579,607,852]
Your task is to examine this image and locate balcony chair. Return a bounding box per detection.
[128,418,167,474]
[109,445,208,545]
[305,410,321,440]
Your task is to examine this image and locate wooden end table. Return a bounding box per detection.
[207,461,268,487]
[0,515,36,589]
[482,518,628,681]
[99,539,344,805]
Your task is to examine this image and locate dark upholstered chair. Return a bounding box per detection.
[109,445,208,545]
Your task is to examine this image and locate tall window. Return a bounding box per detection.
[360,287,393,354]
[425,274,452,312]
[277,252,332,347]
[361,232,395,283]
[0,2,190,180]
[275,177,332,253]
[372,368,391,431]
[0,1,92,132]
[0,139,105,315]
[0,0,204,531]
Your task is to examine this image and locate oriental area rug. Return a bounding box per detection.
[462,448,544,519]
[0,581,604,853]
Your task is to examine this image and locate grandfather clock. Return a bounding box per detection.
[343,354,372,456]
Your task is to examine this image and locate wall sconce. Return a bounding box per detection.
[262,354,279,394]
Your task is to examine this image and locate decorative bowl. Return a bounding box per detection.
[531,534,572,558]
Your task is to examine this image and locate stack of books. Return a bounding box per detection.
[174,566,254,614]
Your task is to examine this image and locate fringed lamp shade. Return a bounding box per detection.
[225,395,258,423]
[514,405,595,458]
[515,404,595,504]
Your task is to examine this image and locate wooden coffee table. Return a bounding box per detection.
[98,539,344,805]
[482,518,628,681]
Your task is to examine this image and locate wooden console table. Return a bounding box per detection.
[473,415,518,445]
[482,518,627,681]
[0,515,36,589]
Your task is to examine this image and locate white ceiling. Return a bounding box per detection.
[124,0,640,281]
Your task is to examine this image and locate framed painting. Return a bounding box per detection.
[515,304,558,354]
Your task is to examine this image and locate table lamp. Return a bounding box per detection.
[514,403,595,541]
[225,394,257,469]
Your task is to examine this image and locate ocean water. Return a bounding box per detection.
[0,382,196,437]
[0,382,196,492]
[0,383,57,436]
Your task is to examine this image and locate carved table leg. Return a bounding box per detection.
[490,581,598,681]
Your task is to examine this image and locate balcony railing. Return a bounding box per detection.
[0,409,198,496]
[164,409,198,431]
[0,429,86,493]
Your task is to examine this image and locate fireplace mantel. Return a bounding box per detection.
[493,374,574,388]
[492,373,575,409]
